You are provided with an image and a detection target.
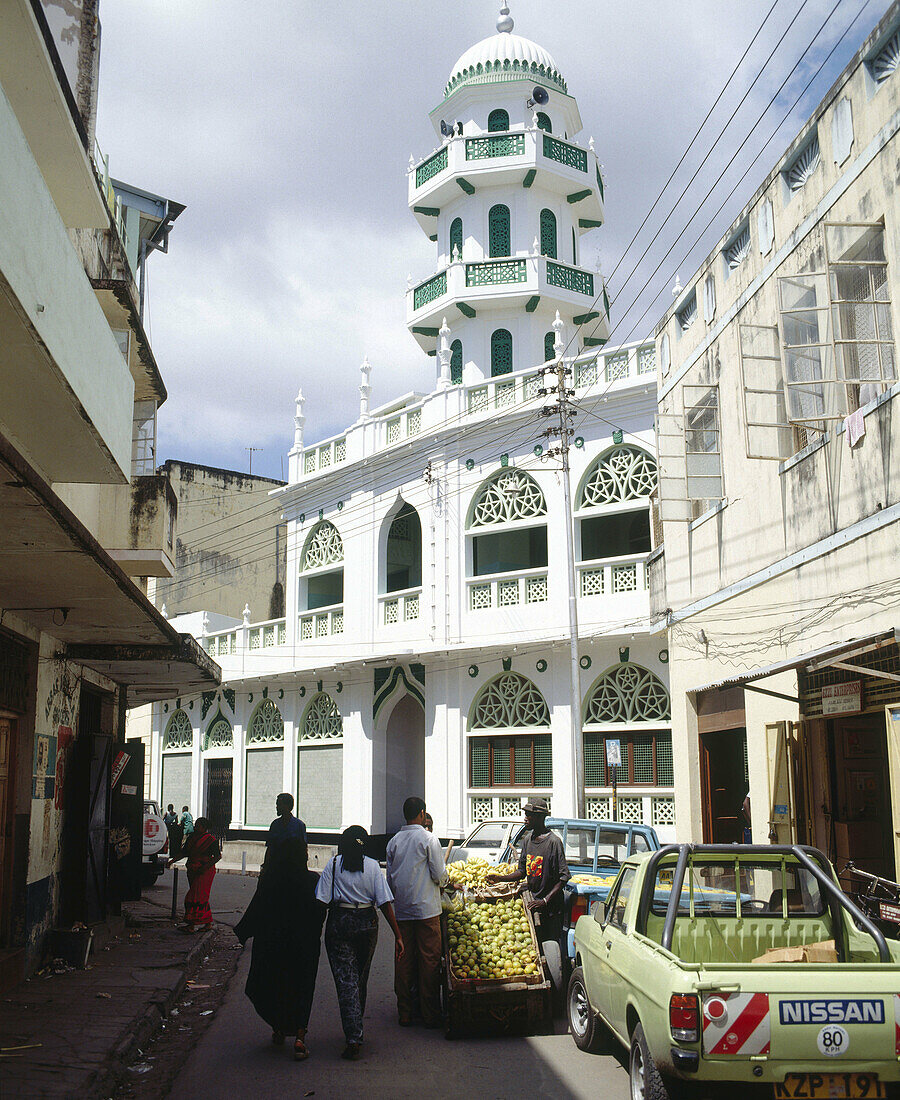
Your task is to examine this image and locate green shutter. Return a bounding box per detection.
[533,735,553,787]
[656,733,673,786]
[450,217,463,259]
[489,204,511,258]
[632,735,653,784]
[536,112,552,133]
[540,209,557,259]
[488,108,509,133]
[450,339,463,384]
[493,738,511,785]
[584,733,604,786]
[470,739,490,787]
[544,331,555,362]
[491,329,513,376]
[513,738,532,785]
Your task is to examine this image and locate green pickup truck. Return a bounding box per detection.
[569,844,900,1099]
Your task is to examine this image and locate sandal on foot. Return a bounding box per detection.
[294,1036,309,1061]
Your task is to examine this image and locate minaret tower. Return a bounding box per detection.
[406,3,607,385]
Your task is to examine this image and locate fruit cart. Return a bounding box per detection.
[440,891,553,1038]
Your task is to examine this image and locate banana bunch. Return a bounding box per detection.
[446,857,518,888]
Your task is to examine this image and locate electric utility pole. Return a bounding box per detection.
[540,313,585,818]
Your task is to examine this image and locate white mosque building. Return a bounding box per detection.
[147,6,674,844]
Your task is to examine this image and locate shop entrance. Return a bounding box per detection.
[830,714,894,880]
[205,759,233,846]
[700,728,748,843]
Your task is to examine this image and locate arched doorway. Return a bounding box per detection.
[385,695,425,834]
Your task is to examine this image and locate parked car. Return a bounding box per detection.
[569,843,900,1097]
[446,819,522,865]
[142,799,168,887]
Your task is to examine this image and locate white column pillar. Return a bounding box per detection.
[341,684,372,831]
[551,655,577,818]
[191,700,203,815]
[231,701,245,830]
[437,317,451,388]
[281,689,295,796]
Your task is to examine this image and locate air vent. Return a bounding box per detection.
[676,292,698,333]
[784,134,820,194]
[724,224,751,270]
[871,28,900,84]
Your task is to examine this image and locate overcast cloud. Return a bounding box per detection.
[94,0,883,480]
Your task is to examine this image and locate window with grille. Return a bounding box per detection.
[536,112,552,133]
[385,503,421,592]
[469,734,552,787]
[450,217,463,260]
[247,699,284,744]
[301,520,344,612]
[540,209,557,259]
[488,205,511,258]
[584,731,673,786]
[683,386,723,517]
[584,663,671,723]
[488,108,509,133]
[450,339,463,384]
[491,328,513,376]
[544,331,556,362]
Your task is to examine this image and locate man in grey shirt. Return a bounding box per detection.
[385,796,448,1027]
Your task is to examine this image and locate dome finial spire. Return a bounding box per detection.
[497,3,513,33]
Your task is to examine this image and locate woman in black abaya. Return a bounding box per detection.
[235,837,324,1060]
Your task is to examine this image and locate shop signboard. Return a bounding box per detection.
[822,681,862,716]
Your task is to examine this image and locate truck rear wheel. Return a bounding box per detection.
[567,967,602,1052]
[630,1022,675,1100]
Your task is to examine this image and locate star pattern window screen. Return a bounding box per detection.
[584,663,671,724]
[470,471,546,527]
[303,521,343,570]
[163,709,193,750]
[580,447,657,506]
[205,716,233,750]
[247,699,284,744]
[470,672,550,728]
[301,693,343,741]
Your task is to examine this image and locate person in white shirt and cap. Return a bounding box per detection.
[385,796,448,1027]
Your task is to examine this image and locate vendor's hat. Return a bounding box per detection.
[523,796,550,815]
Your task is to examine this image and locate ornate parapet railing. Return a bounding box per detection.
[205,616,286,657]
[466,259,527,287]
[302,435,347,476]
[578,554,648,598]
[465,370,543,415]
[416,147,448,187]
[468,568,548,611]
[546,260,594,296]
[413,270,447,310]
[379,588,422,625]
[298,604,344,641]
[465,133,525,160]
[542,134,588,173]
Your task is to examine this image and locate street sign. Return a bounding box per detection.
[606,739,621,768]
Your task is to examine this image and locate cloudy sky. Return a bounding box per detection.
[95,0,884,481]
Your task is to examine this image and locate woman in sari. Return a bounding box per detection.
[169,816,221,931]
[235,838,323,1060]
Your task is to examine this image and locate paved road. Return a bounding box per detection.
[145,868,632,1100]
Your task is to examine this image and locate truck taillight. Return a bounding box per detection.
[570,895,589,926]
[669,993,699,1042]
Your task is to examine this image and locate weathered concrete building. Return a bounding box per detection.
[651,3,900,879]
[0,0,217,987]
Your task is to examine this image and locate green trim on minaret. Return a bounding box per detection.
[456,302,476,319]
[573,311,599,325]
[429,234,437,242]
[522,169,536,188]
[414,205,440,217]
[412,326,440,337]
[525,296,541,313]
[567,189,592,204]
[456,177,475,195]
[578,218,602,229]
[584,336,606,347]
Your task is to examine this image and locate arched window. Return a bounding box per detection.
[298,693,344,830]
[539,209,557,259]
[301,520,344,612]
[301,692,343,741]
[585,664,670,724]
[385,503,422,592]
[469,672,552,790]
[163,709,193,750]
[468,469,548,592]
[544,331,556,362]
[488,204,510,258]
[204,712,233,750]
[536,111,552,133]
[578,446,656,569]
[450,339,463,385]
[247,699,284,744]
[449,217,463,260]
[490,328,513,376]
[580,447,657,506]
[488,108,509,132]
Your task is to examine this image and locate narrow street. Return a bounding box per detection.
[137,869,631,1100]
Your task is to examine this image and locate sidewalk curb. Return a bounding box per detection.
[218,867,260,877]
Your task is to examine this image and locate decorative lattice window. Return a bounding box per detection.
[499,795,522,817]
[523,373,542,399]
[576,359,597,386]
[498,579,519,606]
[584,663,671,723]
[724,223,751,270]
[469,734,552,787]
[304,452,316,475]
[488,108,509,132]
[335,438,346,462]
[495,381,515,408]
[468,387,488,413]
[319,446,331,469]
[247,699,284,744]
[450,217,463,260]
[205,715,233,750]
[652,796,676,825]
[870,27,900,84]
[303,521,343,570]
[471,672,550,728]
[540,209,557,259]
[450,339,463,384]
[784,133,820,193]
[405,595,419,620]
[580,447,657,506]
[535,111,552,133]
[470,583,492,610]
[488,204,510,258]
[471,470,546,526]
[544,331,556,363]
[585,796,611,820]
[612,563,638,592]
[407,409,421,436]
[580,567,604,596]
[618,797,644,824]
[584,732,672,789]
[525,575,547,603]
[605,352,628,382]
[471,796,493,823]
[301,692,343,741]
[387,418,401,444]
[163,709,193,750]
[384,599,399,624]
[491,328,513,377]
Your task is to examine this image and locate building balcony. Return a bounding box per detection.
[378,587,423,628]
[102,474,177,578]
[467,567,549,612]
[407,255,610,350]
[299,603,344,642]
[577,553,650,600]
[408,129,603,236]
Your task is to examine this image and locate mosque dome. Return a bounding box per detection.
[444,7,566,99]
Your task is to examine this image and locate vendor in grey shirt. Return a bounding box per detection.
[385,797,449,1027]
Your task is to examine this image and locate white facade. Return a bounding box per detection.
[149,11,673,842]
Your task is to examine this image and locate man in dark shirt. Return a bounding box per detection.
[486,797,570,968]
[262,793,307,874]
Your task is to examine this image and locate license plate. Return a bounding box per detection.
[774,1074,885,1099]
